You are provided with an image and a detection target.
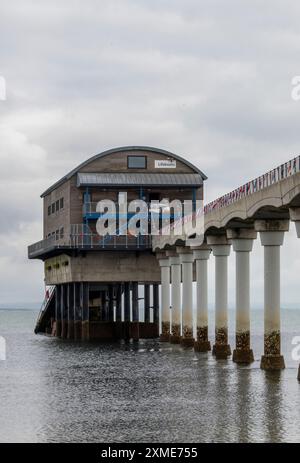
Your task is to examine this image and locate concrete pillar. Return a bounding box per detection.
[108,285,114,322]
[255,220,289,370]
[290,208,300,379]
[153,283,159,336]
[115,284,122,322]
[61,284,68,339]
[227,229,257,363]
[55,285,62,337]
[131,282,139,341]
[166,251,181,343]
[124,282,131,340]
[207,235,232,359]
[177,247,194,347]
[101,291,108,321]
[74,283,82,340]
[192,245,211,352]
[144,284,150,323]
[67,283,75,339]
[81,282,89,341]
[157,255,171,341]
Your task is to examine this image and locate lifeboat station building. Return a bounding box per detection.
[28,146,206,341]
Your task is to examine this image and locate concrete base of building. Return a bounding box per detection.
[159,333,170,342]
[81,321,90,341]
[55,320,61,337]
[260,355,285,370]
[74,321,82,340]
[170,335,181,344]
[180,337,195,347]
[212,344,232,359]
[131,322,139,341]
[194,340,211,352]
[61,321,68,339]
[51,320,158,341]
[233,348,254,364]
[67,320,74,340]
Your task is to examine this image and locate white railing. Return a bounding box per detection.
[204,155,300,214]
[35,285,56,327]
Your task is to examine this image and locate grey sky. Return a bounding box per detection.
[0,0,300,307]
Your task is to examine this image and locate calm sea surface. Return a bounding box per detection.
[0,309,299,443]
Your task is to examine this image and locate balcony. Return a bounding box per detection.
[28,226,152,260]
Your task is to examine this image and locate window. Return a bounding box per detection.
[127,155,146,169]
[51,203,55,214]
[48,205,51,216]
[60,227,64,239]
[60,197,64,209]
[55,229,59,240]
[56,200,59,212]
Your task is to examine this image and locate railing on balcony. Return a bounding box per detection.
[28,224,152,258]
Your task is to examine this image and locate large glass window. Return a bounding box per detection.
[127,155,146,169]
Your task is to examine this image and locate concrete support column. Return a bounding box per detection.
[289,208,300,380]
[157,254,171,341]
[132,282,139,341]
[144,284,150,323]
[177,247,194,347]
[81,282,90,341]
[61,284,68,339]
[108,285,114,322]
[255,220,289,370]
[227,229,257,363]
[124,282,131,340]
[207,235,231,359]
[192,246,211,352]
[153,283,159,336]
[67,283,75,339]
[115,284,122,322]
[55,285,62,337]
[166,251,181,344]
[74,283,82,340]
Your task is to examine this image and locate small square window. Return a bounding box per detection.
[127,156,146,169]
[60,197,64,209]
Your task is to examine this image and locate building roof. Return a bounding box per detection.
[77,172,203,188]
[41,146,207,197]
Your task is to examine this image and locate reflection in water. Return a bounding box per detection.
[0,310,299,443]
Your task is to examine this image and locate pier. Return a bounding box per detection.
[28,147,300,378]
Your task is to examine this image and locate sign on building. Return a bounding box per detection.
[155,159,177,168]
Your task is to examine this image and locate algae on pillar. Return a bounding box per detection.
[255,220,288,370]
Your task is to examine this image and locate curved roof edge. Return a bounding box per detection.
[41,145,207,197]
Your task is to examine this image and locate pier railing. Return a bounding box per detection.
[204,155,300,214]
[28,226,152,258]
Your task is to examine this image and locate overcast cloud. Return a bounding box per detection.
[0,0,300,307]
